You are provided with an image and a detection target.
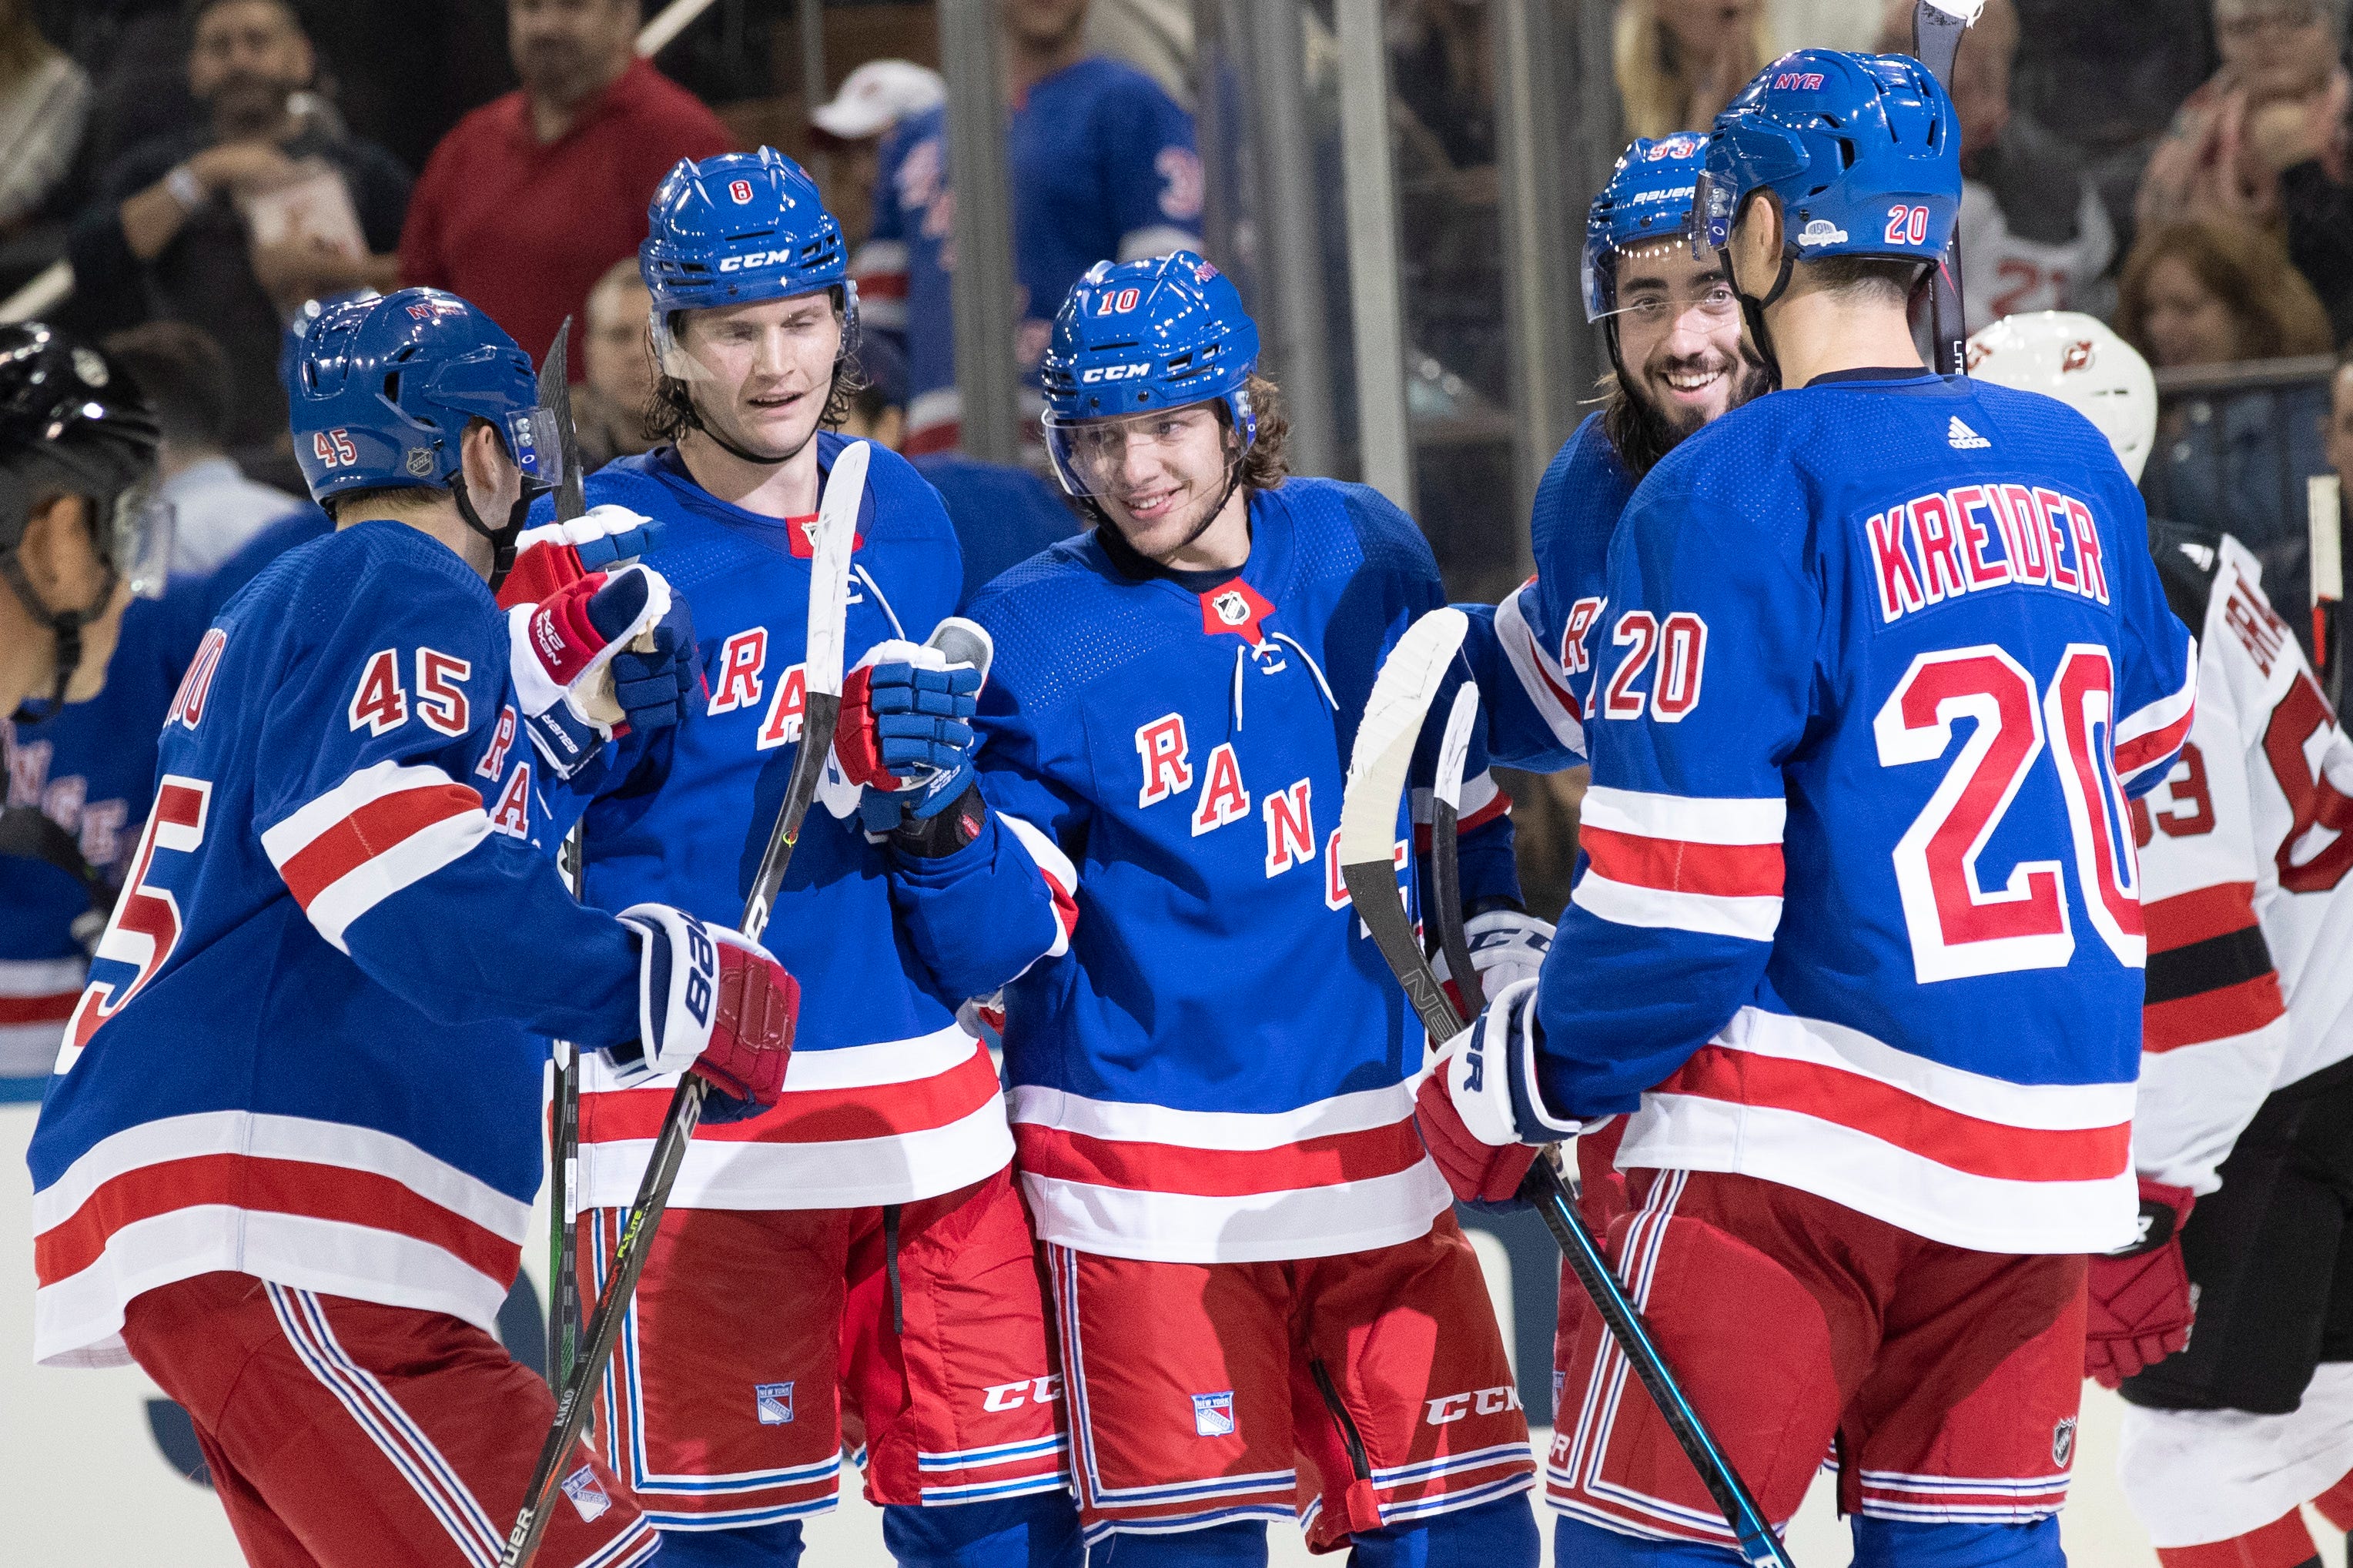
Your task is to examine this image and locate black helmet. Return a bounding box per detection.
[0,323,167,720]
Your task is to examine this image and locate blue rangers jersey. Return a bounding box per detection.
[1460,413,1636,774]
[890,479,1518,1264]
[1,586,210,1077]
[852,61,1201,455]
[556,436,1011,1212]
[1534,371,2198,1255]
[25,520,641,1368]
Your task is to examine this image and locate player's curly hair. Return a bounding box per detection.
[640,288,862,447]
[1233,373,1291,491]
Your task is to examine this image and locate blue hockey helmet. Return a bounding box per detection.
[1582,132,1714,323]
[1038,251,1260,499]
[641,148,852,314]
[290,288,561,509]
[1697,51,1960,274]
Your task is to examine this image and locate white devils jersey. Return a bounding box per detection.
[2131,527,2353,1194]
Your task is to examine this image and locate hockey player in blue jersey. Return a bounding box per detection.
[25,287,800,1568]
[877,251,1542,1566]
[1416,52,2200,1568]
[540,150,1080,1568]
[1463,132,1769,777]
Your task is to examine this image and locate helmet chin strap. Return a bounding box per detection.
[1,547,107,724]
[1723,233,1796,392]
[450,472,529,593]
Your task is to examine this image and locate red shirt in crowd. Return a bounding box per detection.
[399,58,735,372]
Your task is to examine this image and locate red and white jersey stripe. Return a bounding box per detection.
[1494,579,1588,754]
[575,1021,1015,1212]
[0,955,82,1076]
[259,759,492,955]
[32,1108,529,1368]
[1571,787,1785,944]
[1621,1005,2138,1253]
[1007,1082,1451,1264]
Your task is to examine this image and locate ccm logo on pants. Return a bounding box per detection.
[1427,1386,1523,1425]
[982,1375,1062,1413]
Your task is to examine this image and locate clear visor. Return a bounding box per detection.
[1041,403,1226,501]
[504,406,566,496]
[1588,242,1740,331]
[1692,170,1737,259]
[109,480,172,600]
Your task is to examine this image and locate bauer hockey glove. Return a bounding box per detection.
[2084,1178,2197,1388]
[1413,977,1581,1209]
[609,902,799,1125]
[507,563,678,778]
[836,640,982,831]
[494,503,665,611]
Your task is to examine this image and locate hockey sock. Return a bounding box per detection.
[1350,1493,1540,1566]
[2148,1511,2321,1568]
[649,1519,805,1566]
[1551,1514,1753,1568]
[1086,1519,1269,1566]
[882,1493,1083,1568]
[1851,1516,2065,1568]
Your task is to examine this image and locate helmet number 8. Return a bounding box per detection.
[312,429,358,468]
[1884,206,1930,246]
[729,178,755,204]
[1095,287,1143,315]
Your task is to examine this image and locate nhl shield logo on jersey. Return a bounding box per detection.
[561,1464,612,1522]
[1197,578,1276,646]
[1193,1390,1236,1437]
[755,1381,795,1425]
[1212,590,1249,627]
[2051,1416,2077,1467]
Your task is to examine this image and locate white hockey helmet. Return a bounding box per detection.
[1965,311,2157,483]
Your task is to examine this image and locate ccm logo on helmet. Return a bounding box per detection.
[718,250,805,273]
[1079,363,1151,383]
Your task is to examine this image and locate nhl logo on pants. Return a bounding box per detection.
[756,1381,795,1425]
[561,1465,612,1523]
[2051,1416,2077,1467]
[1193,1390,1235,1437]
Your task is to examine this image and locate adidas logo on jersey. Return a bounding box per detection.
[1948,416,1990,450]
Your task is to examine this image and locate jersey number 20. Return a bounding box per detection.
[1873,644,2141,982]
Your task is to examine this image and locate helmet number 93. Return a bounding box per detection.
[1885,206,1931,246]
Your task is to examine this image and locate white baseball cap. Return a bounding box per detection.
[811,60,947,141]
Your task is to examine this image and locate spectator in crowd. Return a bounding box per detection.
[839,329,1079,603]
[574,256,655,470]
[2331,343,2353,498]
[0,1,89,237]
[2280,69,2353,343]
[1873,0,2113,329]
[1084,0,1193,109]
[2120,217,2336,650]
[101,319,309,577]
[1390,0,1494,169]
[68,0,409,462]
[853,0,1200,455]
[399,0,734,370]
[1613,0,1769,143]
[2136,0,2348,237]
[808,58,942,248]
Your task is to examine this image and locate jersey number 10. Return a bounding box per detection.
[1874,644,2142,983]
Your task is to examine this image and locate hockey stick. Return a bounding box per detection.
[1339,610,1796,1568]
[1911,0,1985,376]
[1428,681,1484,1019]
[537,319,587,1392]
[500,440,870,1568]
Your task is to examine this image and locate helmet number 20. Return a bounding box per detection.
[312,429,359,468]
[1094,287,1143,315]
[1884,206,1930,246]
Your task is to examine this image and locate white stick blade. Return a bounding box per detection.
[805,440,870,698]
[2311,475,2344,604]
[1339,607,1468,867]
[1434,681,1479,813]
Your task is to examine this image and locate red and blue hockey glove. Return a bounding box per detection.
[1413,977,1581,1209]
[836,639,983,829]
[507,563,677,778]
[494,503,665,611]
[1432,907,1555,1015]
[609,902,798,1125]
[2084,1178,2197,1388]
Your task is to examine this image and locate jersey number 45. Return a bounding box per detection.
[1874,644,2143,982]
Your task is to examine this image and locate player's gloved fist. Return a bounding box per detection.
[837,639,983,824]
[494,504,665,610]
[1434,906,1555,1012]
[2084,1179,2197,1388]
[1412,977,1581,1209]
[605,593,701,737]
[609,902,799,1125]
[507,563,677,777]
